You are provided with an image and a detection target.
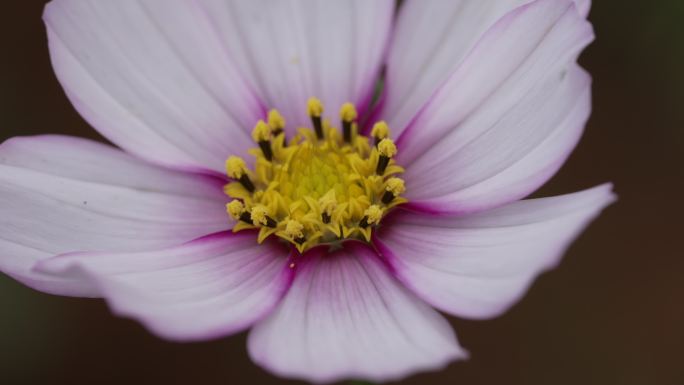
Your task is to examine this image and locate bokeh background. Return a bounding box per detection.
[1,1,682,384]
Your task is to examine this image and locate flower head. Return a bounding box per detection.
[0,0,613,383]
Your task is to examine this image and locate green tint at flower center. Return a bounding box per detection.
[282,142,356,203]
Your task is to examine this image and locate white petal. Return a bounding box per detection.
[404,65,591,214]
[384,0,591,133]
[576,0,592,17]
[376,184,615,319]
[0,135,229,296]
[197,0,395,132]
[393,0,594,214]
[44,0,265,173]
[35,232,292,341]
[248,242,466,383]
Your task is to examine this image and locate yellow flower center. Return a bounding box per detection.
[225,98,407,253]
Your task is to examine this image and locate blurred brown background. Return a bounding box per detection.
[1,1,682,385]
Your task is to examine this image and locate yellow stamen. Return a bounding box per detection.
[385,177,406,196]
[251,120,271,142]
[223,99,407,252]
[319,190,337,217]
[339,102,357,143]
[226,200,246,220]
[363,205,383,226]
[250,205,271,227]
[377,138,397,158]
[226,156,248,179]
[284,220,305,240]
[376,138,397,175]
[267,109,286,131]
[371,121,390,141]
[339,103,357,122]
[307,97,325,139]
[307,97,324,117]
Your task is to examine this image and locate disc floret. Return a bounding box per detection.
[225,99,407,252]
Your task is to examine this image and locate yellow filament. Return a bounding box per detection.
[319,190,337,217]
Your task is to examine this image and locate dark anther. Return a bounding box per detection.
[273,128,286,144]
[381,191,395,204]
[376,155,390,175]
[359,216,370,228]
[258,140,273,161]
[322,213,331,224]
[312,116,324,139]
[239,174,255,192]
[239,212,254,225]
[265,216,278,228]
[343,121,352,143]
[374,137,382,147]
[295,236,306,245]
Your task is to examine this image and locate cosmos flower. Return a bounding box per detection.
[0,0,614,383]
